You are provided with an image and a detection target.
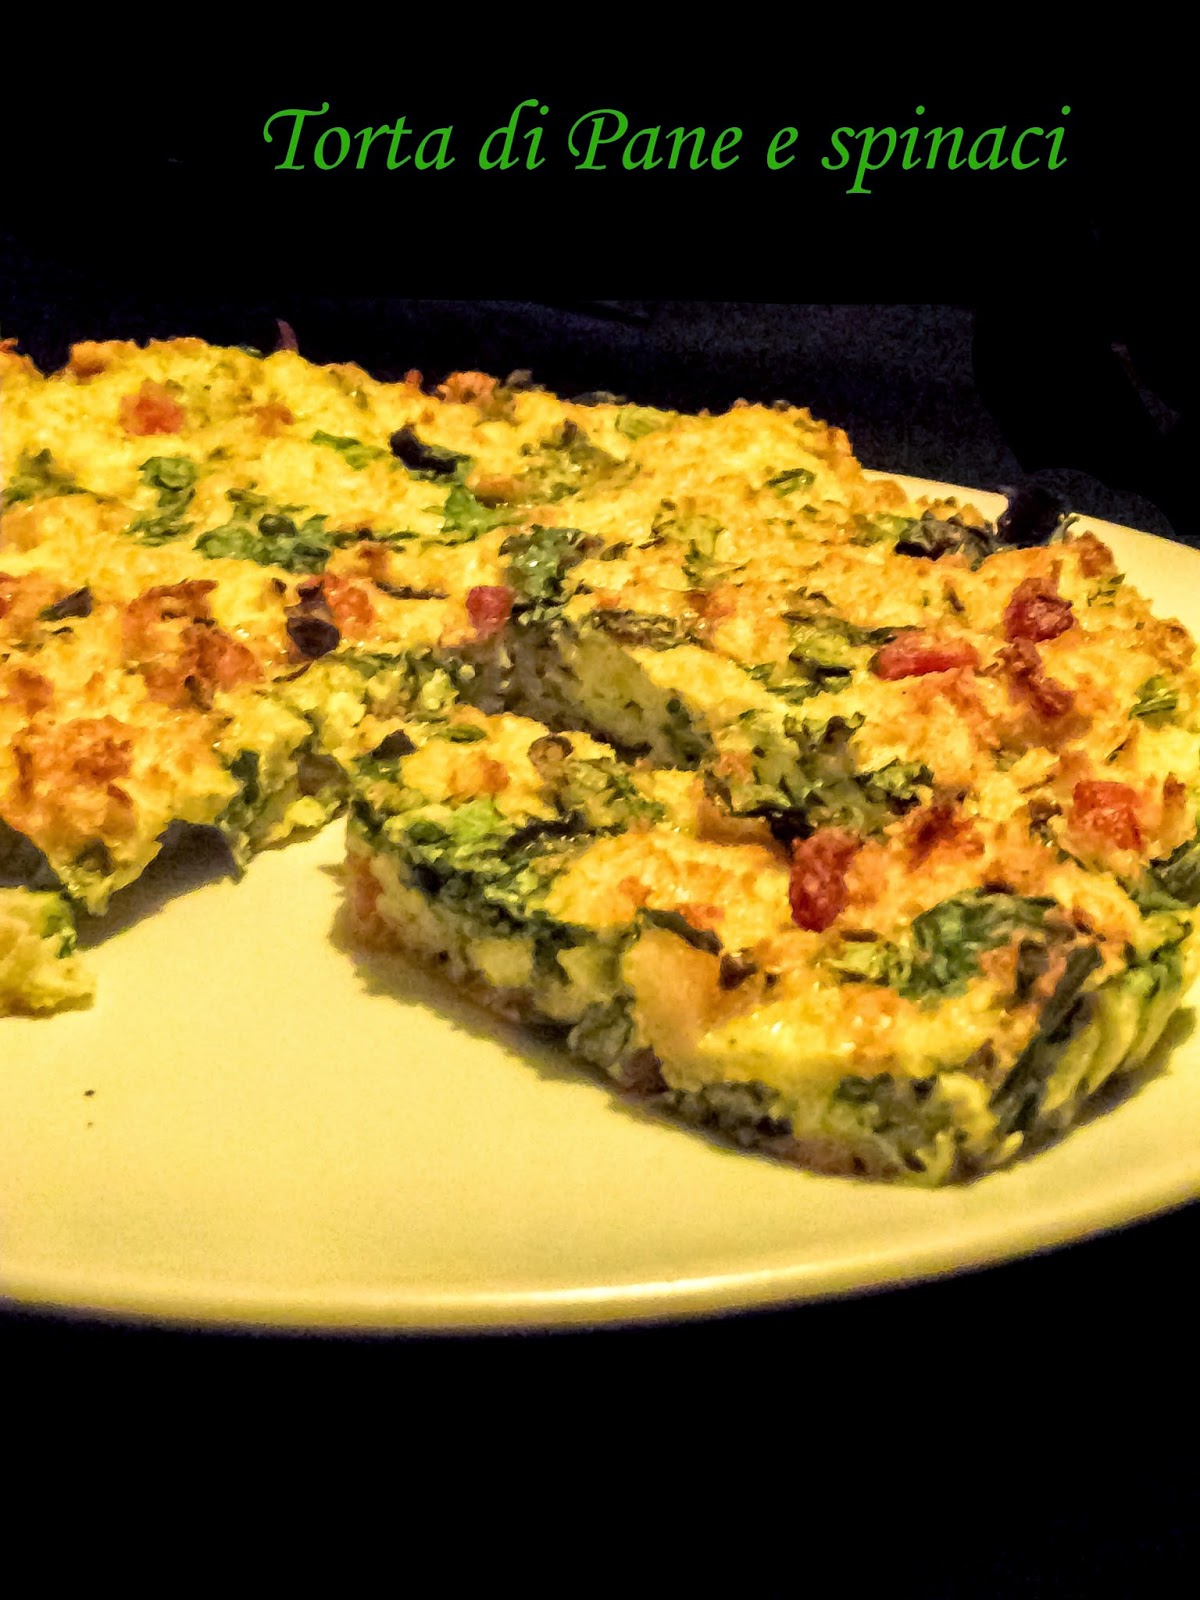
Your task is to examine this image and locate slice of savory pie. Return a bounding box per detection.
[343,700,1195,1182]
[0,888,94,1014]
[2,336,1199,1182]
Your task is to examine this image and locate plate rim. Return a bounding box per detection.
[4,1174,1198,1333]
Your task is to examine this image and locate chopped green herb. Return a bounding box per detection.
[516,421,632,503]
[766,467,816,496]
[3,449,82,507]
[1134,827,1200,911]
[589,610,691,650]
[568,998,636,1070]
[1131,675,1178,722]
[311,430,388,471]
[1090,574,1124,606]
[502,525,589,621]
[832,891,1060,1003]
[614,407,670,441]
[640,907,721,955]
[439,483,512,542]
[196,495,343,573]
[128,455,199,545]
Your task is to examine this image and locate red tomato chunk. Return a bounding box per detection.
[788,828,860,932]
[1004,577,1075,643]
[871,633,980,680]
[118,380,186,436]
[466,585,514,640]
[1072,780,1143,852]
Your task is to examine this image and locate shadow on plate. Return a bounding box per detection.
[322,873,589,1092]
[74,823,242,949]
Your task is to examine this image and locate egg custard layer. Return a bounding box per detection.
[3,337,1199,1180]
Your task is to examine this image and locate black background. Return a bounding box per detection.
[2,37,1197,1584]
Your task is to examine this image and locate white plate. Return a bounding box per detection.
[3,487,1198,1330]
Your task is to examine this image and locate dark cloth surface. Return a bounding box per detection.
[4,1202,1198,1590]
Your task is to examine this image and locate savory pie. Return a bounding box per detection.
[3,335,1197,1182]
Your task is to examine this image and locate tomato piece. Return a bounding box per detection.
[1000,639,1075,720]
[788,828,860,932]
[1004,577,1075,643]
[119,380,186,436]
[188,626,261,695]
[319,574,375,632]
[1072,780,1143,852]
[905,800,980,866]
[1073,532,1117,579]
[871,633,980,680]
[466,584,514,640]
[438,371,497,405]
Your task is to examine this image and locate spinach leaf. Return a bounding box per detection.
[720,712,862,819]
[990,944,1105,1138]
[589,609,692,650]
[745,662,821,706]
[831,891,1059,1003]
[852,512,919,545]
[851,506,998,565]
[439,483,512,542]
[140,455,198,494]
[502,525,589,620]
[785,610,897,682]
[216,750,264,859]
[826,937,897,986]
[664,1080,792,1144]
[552,757,663,833]
[196,498,341,573]
[568,998,636,1070]
[614,407,670,441]
[831,1073,960,1176]
[718,712,927,834]
[766,467,815,496]
[640,908,721,956]
[528,735,663,833]
[1131,675,1178,722]
[894,513,997,565]
[782,609,897,649]
[391,799,563,935]
[846,506,1002,566]
[516,420,631,503]
[311,430,388,471]
[129,455,198,545]
[3,448,82,506]
[1134,827,1200,910]
[902,892,1056,1001]
[858,759,933,811]
[652,509,723,587]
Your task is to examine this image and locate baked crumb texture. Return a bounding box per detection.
[3,338,1197,1181]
